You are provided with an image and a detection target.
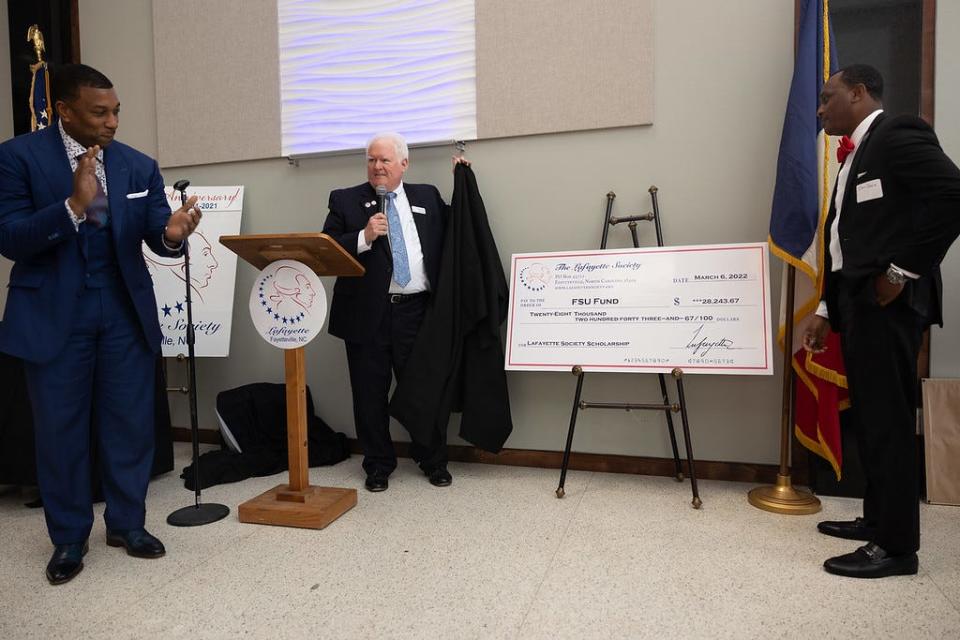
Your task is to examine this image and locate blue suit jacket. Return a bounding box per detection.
[0,125,178,363]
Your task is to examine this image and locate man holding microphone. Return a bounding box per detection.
[322,132,467,492]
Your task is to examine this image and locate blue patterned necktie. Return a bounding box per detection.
[385,192,411,287]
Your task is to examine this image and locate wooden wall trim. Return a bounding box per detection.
[172,428,781,485]
[70,0,81,63]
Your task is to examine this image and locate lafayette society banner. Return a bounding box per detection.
[142,186,244,357]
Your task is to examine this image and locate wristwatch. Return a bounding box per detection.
[885,265,908,286]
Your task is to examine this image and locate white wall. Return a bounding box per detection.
[76,0,797,464]
[932,1,960,377]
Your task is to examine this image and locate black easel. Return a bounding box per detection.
[556,187,701,508]
[167,180,230,527]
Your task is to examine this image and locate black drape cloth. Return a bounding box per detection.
[181,382,350,490]
[0,352,36,484]
[390,164,513,452]
[0,353,174,488]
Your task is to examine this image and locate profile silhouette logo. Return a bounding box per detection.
[145,231,220,303]
[249,258,327,350]
[520,263,551,291]
[257,265,315,325]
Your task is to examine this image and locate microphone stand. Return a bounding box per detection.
[167,181,230,527]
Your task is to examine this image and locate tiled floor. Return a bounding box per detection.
[1,444,958,639]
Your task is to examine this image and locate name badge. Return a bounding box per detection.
[856,178,883,203]
[411,205,426,214]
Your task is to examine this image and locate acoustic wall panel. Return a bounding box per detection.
[476,0,654,140]
[152,1,655,164]
[152,0,282,168]
[278,0,477,156]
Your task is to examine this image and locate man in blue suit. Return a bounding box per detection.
[0,64,201,585]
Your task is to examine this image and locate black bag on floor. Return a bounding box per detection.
[181,382,349,490]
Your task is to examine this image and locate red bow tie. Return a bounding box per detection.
[837,136,855,163]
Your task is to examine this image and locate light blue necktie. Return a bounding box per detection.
[385,192,411,287]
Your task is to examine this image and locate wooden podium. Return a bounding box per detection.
[220,233,363,529]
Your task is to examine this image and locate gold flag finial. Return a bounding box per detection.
[27,25,46,64]
[27,25,52,131]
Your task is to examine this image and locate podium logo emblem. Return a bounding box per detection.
[249,259,327,349]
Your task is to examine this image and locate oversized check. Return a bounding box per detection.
[505,243,773,375]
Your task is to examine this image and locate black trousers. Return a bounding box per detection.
[344,294,447,476]
[837,277,925,554]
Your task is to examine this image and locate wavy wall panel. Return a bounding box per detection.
[279,0,477,156]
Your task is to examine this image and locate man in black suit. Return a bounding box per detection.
[805,65,960,578]
[322,133,466,492]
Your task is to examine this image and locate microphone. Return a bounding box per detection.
[173,179,190,207]
[375,184,386,215]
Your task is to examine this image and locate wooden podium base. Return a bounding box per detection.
[238,484,357,530]
[218,237,366,533]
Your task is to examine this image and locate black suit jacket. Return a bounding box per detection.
[322,182,448,342]
[823,113,960,328]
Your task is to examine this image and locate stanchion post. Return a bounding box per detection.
[747,264,821,515]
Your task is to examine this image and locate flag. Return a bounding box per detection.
[768,0,847,479]
[29,61,52,131]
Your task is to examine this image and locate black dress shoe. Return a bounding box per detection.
[817,517,878,541]
[823,543,918,579]
[106,528,166,559]
[46,541,89,585]
[365,474,389,492]
[427,467,452,487]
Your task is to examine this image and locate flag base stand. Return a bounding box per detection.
[748,474,821,515]
[747,264,822,516]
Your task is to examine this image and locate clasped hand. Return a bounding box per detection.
[163,196,203,246]
[67,146,101,215]
[164,196,202,245]
[363,212,388,244]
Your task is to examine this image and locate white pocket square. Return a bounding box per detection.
[126,189,149,199]
[411,205,426,214]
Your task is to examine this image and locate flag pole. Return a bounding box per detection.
[748,264,821,514]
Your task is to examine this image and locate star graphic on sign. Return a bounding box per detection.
[175,301,184,313]
[266,307,272,314]
[161,304,172,317]
[273,313,280,320]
